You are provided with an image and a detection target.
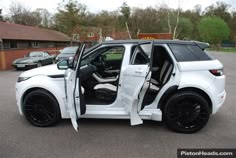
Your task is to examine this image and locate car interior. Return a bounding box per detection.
[78,45,174,107]
[140,46,174,109]
[79,46,124,105]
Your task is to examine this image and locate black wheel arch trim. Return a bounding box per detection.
[158,86,213,113]
[22,87,61,116]
[158,85,178,109]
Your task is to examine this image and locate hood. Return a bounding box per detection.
[20,64,65,78]
[13,57,39,64]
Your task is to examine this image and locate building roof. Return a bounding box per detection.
[0,22,71,42]
[110,31,130,40]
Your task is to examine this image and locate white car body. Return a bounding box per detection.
[16,40,226,133]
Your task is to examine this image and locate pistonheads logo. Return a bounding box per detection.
[177,149,235,158]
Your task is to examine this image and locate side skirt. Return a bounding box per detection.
[80,108,162,121]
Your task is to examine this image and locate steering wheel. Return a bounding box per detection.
[99,55,106,68]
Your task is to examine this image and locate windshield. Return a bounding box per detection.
[61,47,78,54]
[27,51,43,57]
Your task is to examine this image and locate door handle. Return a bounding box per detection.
[135,69,143,73]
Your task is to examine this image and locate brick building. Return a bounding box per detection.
[73,26,130,44]
[0,22,73,70]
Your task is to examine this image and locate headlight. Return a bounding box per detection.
[12,60,17,64]
[17,77,31,82]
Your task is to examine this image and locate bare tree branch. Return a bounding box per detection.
[173,0,183,39]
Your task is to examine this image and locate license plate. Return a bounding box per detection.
[17,64,26,68]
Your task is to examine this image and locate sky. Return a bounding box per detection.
[0,0,236,15]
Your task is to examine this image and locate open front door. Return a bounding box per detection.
[65,45,86,131]
[121,41,154,125]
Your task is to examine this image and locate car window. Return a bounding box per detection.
[130,46,149,65]
[44,52,50,57]
[168,44,213,62]
[28,52,43,57]
[61,47,78,54]
[101,47,124,62]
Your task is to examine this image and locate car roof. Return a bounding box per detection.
[64,46,79,48]
[102,40,209,50]
[29,51,45,53]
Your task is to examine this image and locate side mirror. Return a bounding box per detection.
[57,58,74,70]
[57,59,69,70]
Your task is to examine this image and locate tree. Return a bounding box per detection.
[35,8,52,28]
[204,1,231,23]
[119,2,131,38]
[53,0,87,36]
[0,9,4,21]
[6,2,29,24]
[130,7,162,37]
[120,2,131,24]
[158,0,183,39]
[6,2,43,26]
[175,17,193,39]
[94,10,118,37]
[228,11,236,40]
[181,6,202,40]
[198,16,230,48]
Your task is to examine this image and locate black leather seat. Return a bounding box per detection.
[150,47,173,90]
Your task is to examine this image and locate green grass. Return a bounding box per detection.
[105,53,123,60]
[208,47,236,53]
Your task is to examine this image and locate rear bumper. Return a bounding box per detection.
[211,90,226,114]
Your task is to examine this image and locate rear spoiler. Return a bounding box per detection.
[193,41,210,50]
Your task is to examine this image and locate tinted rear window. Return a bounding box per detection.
[168,44,213,62]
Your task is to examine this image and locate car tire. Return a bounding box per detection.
[163,91,210,133]
[37,61,42,67]
[23,89,61,127]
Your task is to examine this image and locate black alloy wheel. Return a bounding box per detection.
[23,89,61,127]
[163,91,210,133]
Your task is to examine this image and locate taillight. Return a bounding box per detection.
[209,69,224,76]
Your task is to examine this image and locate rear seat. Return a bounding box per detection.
[150,50,173,91]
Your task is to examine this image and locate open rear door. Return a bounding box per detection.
[65,45,86,131]
[121,41,154,125]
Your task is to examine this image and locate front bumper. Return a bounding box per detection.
[15,82,24,115]
[12,63,37,70]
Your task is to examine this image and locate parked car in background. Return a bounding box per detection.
[55,46,79,62]
[12,51,56,70]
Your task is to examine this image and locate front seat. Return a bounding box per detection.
[93,83,117,101]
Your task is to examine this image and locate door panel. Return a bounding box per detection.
[65,69,80,131]
[121,64,150,125]
[137,71,152,112]
[121,41,154,125]
[65,45,86,131]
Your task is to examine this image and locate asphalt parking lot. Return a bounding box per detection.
[0,52,236,158]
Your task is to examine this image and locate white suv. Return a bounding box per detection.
[15,40,226,133]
